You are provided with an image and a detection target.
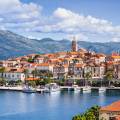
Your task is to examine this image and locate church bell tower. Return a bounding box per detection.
[71,36,77,52]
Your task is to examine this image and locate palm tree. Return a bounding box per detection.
[84,71,92,86]
[105,70,113,87]
[31,69,37,79]
[0,78,6,86]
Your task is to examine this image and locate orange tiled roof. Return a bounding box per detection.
[26,77,40,81]
[69,52,78,55]
[75,64,84,67]
[100,100,120,112]
[112,56,120,59]
[37,63,52,67]
[63,64,69,68]
[6,68,25,73]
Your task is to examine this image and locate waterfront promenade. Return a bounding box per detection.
[1,86,120,92]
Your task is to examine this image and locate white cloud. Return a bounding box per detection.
[53,8,114,34]
[66,33,88,41]
[0,0,42,26]
[0,1,120,42]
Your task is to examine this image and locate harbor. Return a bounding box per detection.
[0,88,120,120]
[1,85,120,93]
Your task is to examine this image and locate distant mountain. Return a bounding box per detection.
[0,30,120,59]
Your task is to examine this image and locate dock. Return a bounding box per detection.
[0,86,120,93]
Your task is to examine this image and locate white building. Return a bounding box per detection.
[34,57,44,64]
[0,60,18,67]
[0,69,25,81]
[53,64,68,79]
[36,63,53,72]
[2,72,25,81]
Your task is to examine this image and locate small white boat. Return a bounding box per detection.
[44,83,60,94]
[73,85,80,93]
[99,87,106,93]
[82,86,91,93]
[22,86,36,93]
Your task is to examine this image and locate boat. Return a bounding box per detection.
[82,86,91,93]
[44,83,60,94]
[99,78,106,93]
[72,85,80,93]
[99,87,106,93]
[22,86,36,93]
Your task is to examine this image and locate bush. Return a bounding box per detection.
[72,106,100,120]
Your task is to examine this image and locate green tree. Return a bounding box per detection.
[105,70,113,87]
[16,80,22,85]
[27,81,36,87]
[84,71,92,86]
[0,67,5,80]
[0,78,6,86]
[72,106,100,120]
[37,70,53,79]
[27,58,34,63]
[44,77,52,84]
[31,69,38,79]
[23,69,29,80]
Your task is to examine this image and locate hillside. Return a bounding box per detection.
[0,30,120,59]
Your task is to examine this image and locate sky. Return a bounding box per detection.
[0,0,120,42]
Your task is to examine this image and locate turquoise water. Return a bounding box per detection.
[0,90,120,120]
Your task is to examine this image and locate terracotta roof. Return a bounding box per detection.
[75,64,84,67]
[25,77,40,81]
[69,52,78,55]
[63,64,69,68]
[112,56,120,59]
[100,100,120,112]
[6,68,24,73]
[37,63,52,67]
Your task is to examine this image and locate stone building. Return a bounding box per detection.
[99,100,120,120]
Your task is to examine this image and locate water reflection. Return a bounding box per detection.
[0,90,120,120]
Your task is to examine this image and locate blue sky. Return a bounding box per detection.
[21,0,120,25]
[0,0,120,42]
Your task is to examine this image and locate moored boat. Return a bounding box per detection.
[99,87,106,93]
[82,86,91,93]
[22,86,36,93]
[44,83,60,94]
[73,85,80,93]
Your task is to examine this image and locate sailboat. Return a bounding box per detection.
[99,79,106,93]
[82,79,91,93]
[73,85,80,93]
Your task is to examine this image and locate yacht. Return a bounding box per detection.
[82,86,91,93]
[44,83,60,94]
[73,85,80,93]
[22,86,36,93]
[99,87,106,93]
